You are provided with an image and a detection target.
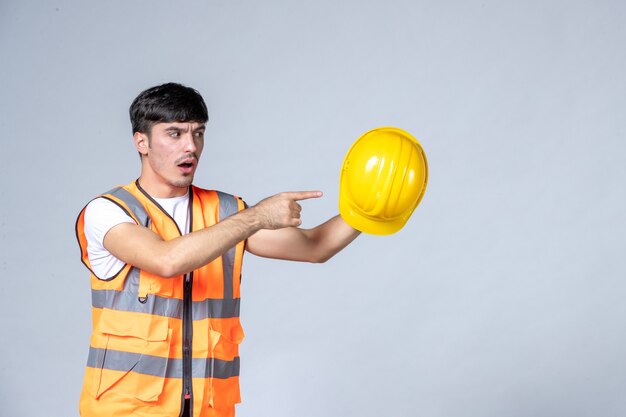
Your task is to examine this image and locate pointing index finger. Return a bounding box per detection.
[285,190,323,201]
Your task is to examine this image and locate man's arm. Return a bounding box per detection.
[246,215,360,263]
[103,191,322,277]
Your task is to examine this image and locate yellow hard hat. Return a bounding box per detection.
[339,127,428,235]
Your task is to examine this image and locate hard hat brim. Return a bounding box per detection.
[339,198,408,235]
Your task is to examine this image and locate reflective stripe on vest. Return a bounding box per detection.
[78,181,246,417]
[87,347,240,379]
[91,268,241,319]
[217,190,239,300]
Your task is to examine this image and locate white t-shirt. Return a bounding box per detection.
[84,192,190,279]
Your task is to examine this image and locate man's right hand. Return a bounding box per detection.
[250,191,323,230]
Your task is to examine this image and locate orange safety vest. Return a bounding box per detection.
[76,180,246,417]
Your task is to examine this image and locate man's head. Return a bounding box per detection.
[129,82,208,135]
[130,83,208,197]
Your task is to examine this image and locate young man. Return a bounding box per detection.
[76,83,360,417]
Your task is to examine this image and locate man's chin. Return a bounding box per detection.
[171,176,194,188]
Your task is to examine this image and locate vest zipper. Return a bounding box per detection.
[182,187,194,416]
[182,271,193,415]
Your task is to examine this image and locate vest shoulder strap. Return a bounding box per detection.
[216,190,245,221]
[102,186,150,227]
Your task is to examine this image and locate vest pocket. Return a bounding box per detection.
[91,309,172,402]
[210,321,244,361]
[138,271,176,299]
[202,322,244,408]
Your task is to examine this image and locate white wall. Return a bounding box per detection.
[1,1,625,416]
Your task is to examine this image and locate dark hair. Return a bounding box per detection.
[129,83,208,134]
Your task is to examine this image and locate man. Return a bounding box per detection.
[76,83,360,417]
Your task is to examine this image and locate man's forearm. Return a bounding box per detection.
[246,214,360,263]
[303,215,361,263]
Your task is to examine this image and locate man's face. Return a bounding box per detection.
[139,121,206,191]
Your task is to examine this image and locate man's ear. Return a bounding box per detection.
[134,132,149,156]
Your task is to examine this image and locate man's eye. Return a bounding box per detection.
[169,131,180,137]
[195,132,204,138]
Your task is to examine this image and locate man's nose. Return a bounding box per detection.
[183,132,197,153]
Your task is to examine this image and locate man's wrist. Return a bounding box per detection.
[235,207,264,234]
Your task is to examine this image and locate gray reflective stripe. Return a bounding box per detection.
[192,297,240,319]
[87,347,240,379]
[87,346,168,377]
[93,267,239,318]
[92,266,182,316]
[216,191,240,220]
[217,192,239,300]
[104,186,149,226]
[92,288,182,318]
[192,356,240,379]
[126,266,141,292]
[92,289,240,319]
[92,266,239,318]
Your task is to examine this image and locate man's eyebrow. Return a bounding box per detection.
[163,124,205,132]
